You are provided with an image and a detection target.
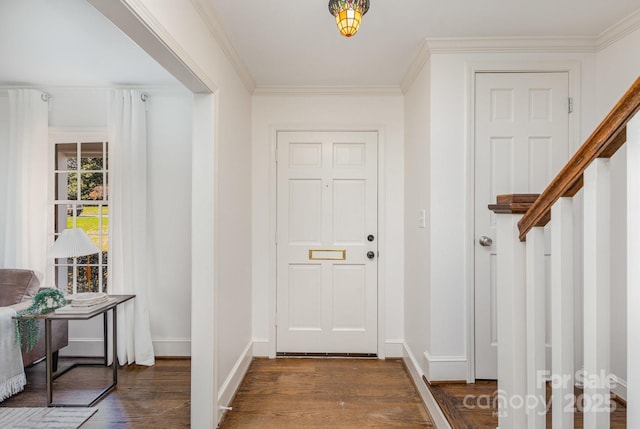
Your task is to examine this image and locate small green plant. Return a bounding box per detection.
[15,289,67,351]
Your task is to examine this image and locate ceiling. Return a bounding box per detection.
[0,0,639,89]
[0,0,178,87]
[207,0,640,87]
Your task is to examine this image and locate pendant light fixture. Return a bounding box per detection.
[328,0,370,38]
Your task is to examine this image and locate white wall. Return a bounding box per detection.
[404,59,431,373]
[251,93,405,357]
[595,24,640,398]
[146,91,193,356]
[214,82,253,395]
[404,49,598,381]
[49,89,108,129]
[115,2,254,425]
[46,87,193,357]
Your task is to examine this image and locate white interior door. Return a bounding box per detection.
[474,72,570,379]
[276,131,378,354]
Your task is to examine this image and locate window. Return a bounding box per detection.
[53,138,109,294]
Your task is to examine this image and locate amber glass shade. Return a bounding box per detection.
[336,9,362,37]
[328,0,370,38]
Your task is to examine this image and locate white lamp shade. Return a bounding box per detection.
[49,228,100,258]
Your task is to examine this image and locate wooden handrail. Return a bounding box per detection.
[488,193,540,214]
[516,76,640,241]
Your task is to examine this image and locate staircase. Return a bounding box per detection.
[489,76,640,428]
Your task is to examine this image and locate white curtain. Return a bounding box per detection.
[108,89,155,366]
[0,89,48,275]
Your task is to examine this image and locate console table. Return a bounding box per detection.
[45,294,135,407]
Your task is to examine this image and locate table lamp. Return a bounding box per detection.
[49,228,99,293]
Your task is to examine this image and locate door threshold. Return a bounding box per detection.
[276,352,377,358]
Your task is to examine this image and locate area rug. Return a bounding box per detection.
[0,407,97,428]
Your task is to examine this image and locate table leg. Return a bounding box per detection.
[112,306,118,385]
[46,319,53,406]
[103,312,108,366]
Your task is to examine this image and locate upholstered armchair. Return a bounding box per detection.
[0,269,68,370]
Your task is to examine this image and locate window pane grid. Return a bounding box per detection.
[53,140,109,295]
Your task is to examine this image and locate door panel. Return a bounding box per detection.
[289,179,322,243]
[474,73,569,379]
[333,179,366,243]
[277,131,378,354]
[288,264,322,330]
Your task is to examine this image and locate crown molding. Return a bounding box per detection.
[424,36,597,54]
[253,85,402,96]
[401,40,431,94]
[191,0,256,93]
[400,36,598,92]
[597,8,640,50]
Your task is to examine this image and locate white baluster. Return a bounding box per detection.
[628,114,640,429]
[526,227,546,428]
[551,197,574,429]
[496,214,527,428]
[583,158,611,429]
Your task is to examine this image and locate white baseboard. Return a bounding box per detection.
[61,338,104,357]
[424,351,468,382]
[384,339,404,358]
[252,338,270,357]
[153,339,191,357]
[611,374,627,402]
[217,341,253,424]
[573,370,627,403]
[61,338,191,357]
[403,343,451,429]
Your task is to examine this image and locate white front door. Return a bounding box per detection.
[474,72,570,379]
[276,131,378,355]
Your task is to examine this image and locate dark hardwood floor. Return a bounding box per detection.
[220,358,435,428]
[3,356,434,428]
[0,357,190,429]
[428,379,627,428]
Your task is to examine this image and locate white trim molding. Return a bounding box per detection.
[424,351,469,382]
[402,344,451,429]
[401,28,640,93]
[611,374,628,403]
[268,125,388,360]
[401,40,431,93]
[152,339,191,357]
[62,338,191,357]
[252,338,270,357]
[425,36,597,54]
[253,86,402,97]
[217,341,253,425]
[190,0,256,93]
[384,339,405,358]
[465,61,582,385]
[598,7,640,50]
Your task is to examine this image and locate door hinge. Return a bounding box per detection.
[275,148,278,163]
[568,97,573,114]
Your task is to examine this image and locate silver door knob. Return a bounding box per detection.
[478,236,493,247]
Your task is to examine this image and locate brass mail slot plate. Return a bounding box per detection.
[308,249,346,260]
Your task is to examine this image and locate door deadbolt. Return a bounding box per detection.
[367,234,375,242]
